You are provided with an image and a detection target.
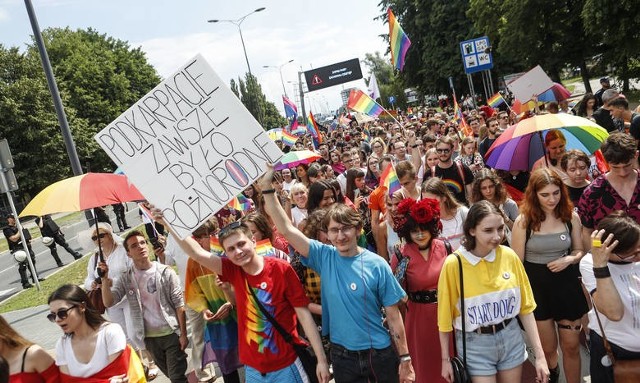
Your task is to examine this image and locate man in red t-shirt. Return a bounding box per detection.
[153,214,330,383]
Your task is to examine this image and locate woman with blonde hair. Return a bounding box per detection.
[421,177,468,250]
[1,315,59,383]
[456,136,484,176]
[370,137,387,159]
[289,183,309,228]
[511,168,587,383]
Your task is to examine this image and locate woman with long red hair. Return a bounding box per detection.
[511,169,588,383]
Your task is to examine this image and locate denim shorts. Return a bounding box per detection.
[455,318,527,376]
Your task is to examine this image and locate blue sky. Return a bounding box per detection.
[0,0,389,115]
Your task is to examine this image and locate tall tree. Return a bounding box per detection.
[27,27,161,172]
[582,0,640,91]
[363,52,408,109]
[234,73,286,130]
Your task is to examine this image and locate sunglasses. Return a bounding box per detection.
[47,305,77,322]
[436,148,451,154]
[91,232,108,241]
[218,221,243,238]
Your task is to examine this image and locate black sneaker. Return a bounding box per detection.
[22,283,33,289]
[37,278,45,282]
[73,253,83,260]
[57,263,65,267]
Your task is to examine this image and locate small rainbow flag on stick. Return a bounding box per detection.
[209,237,224,257]
[453,98,473,137]
[388,8,411,71]
[379,163,401,197]
[255,239,277,258]
[228,194,252,211]
[281,130,298,146]
[347,89,384,117]
[487,93,506,108]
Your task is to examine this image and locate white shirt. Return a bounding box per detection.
[441,207,469,251]
[282,178,297,192]
[55,323,126,377]
[164,235,188,289]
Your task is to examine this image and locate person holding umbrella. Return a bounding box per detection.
[531,130,569,181]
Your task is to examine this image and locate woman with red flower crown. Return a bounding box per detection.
[390,197,452,383]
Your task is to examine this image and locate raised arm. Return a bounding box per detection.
[150,206,222,275]
[260,163,311,257]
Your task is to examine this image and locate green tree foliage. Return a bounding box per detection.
[582,0,640,91]
[28,27,161,172]
[363,52,407,109]
[379,0,477,94]
[233,73,286,130]
[0,45,90,199]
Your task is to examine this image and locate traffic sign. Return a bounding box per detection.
[388,96,396,104]
[460,36,493,74]
[303,58,363,92]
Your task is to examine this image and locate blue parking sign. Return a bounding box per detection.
[388,96,396,104]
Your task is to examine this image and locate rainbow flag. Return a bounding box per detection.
[283,95,299,131]
[347,89,384,117]
[379,163,401,197]
[228,194,252,211]
[307,112,323,149]
[453,98,473,137]
[255,239,277,258]
[487,92,506,108]
[209,237,224,257]
[281,130,298,146]
[388,8,411,71]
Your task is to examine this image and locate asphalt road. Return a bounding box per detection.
[0,206,141,302]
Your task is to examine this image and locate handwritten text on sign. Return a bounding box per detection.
[95,54,283,239]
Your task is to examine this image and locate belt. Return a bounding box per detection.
[476,318,513,334]
[407,289,437,304]
[330,343,392,356]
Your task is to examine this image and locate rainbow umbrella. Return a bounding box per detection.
[19,173,145,217]
[274,149,321,171]
[485,115,608,170]
[538,82,572,102]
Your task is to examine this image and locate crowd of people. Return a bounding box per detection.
[2,91,640,383]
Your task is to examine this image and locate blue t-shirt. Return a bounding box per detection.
[302,240,406,350]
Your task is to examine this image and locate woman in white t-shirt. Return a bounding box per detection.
[289,183,309,229]
[421,177,468,250]
[48,284,129,381]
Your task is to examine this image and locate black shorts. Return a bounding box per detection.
[524,261,588,321]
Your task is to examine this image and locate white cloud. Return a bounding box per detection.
[0,8,8,21]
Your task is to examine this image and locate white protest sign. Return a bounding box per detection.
[506,65,554,101]
[95,54,283,239]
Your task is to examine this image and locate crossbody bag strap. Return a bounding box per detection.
[585,283,616,365]
[454,252,467,364]
[244,277,295,345]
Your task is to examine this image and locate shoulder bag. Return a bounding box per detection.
[451,252,471,383]
[590,293,640,382]
[245,279,319,383]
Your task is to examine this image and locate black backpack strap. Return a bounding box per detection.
[245,277,296,345]
[454,252,467,364]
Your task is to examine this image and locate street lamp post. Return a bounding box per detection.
[209,7,265,124]
[263,59,294,97]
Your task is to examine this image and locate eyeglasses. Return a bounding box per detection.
[327,225,355,236]
[47,305,77,322]
[218,221,243,238]
[91,232,108,241]
[436,148,451,154]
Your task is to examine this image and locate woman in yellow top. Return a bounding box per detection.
[437,201,549,383]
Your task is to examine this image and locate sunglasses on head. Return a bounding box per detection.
[47,305,77,322]
[218,221,243,238]
[91,232,108,241]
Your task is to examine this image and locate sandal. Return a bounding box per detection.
[146,367,159,381]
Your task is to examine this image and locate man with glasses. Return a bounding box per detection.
[101,230,188,383]
[497,111,510,131]
[578,133,640,252]
[149,217,330,383]
[423,135,474,205]
[393,141,411,163]
[478,116,501,159]
[261,168,414,383]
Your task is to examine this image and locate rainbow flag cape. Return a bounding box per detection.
[388,8,411,71]
[60,345,146,383]
[209,237,224,257]
[347,89,384,117]
[379,163,401,197]
[281,130,298,146]
[255,239,277,258]
[227,194,252,211]
[487,93,506,108]
[453,98,473,137]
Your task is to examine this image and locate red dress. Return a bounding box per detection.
[392,239,450,383]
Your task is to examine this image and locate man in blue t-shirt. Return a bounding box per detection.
[261,164,415,383]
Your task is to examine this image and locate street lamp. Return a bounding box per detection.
[263,59,294,97]
[208,7,265,77]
